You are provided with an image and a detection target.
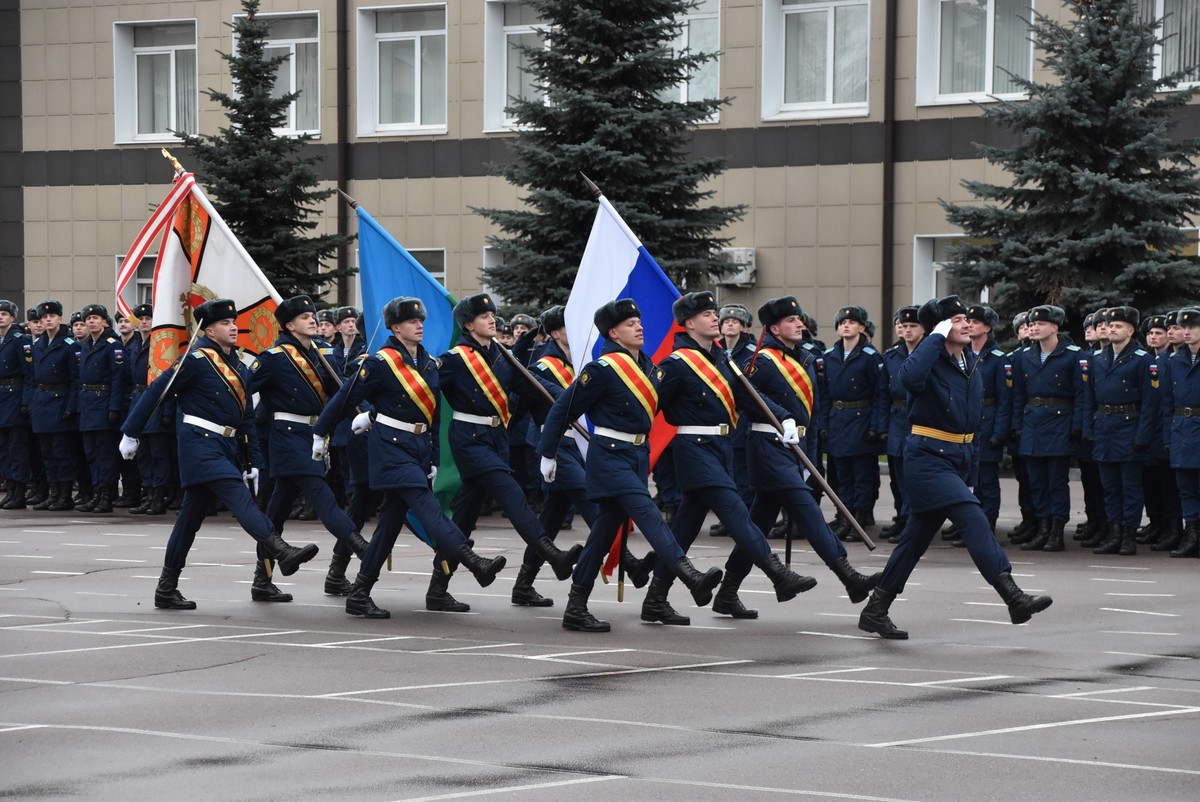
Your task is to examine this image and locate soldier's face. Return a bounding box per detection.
[770,315,804,346]
[0,311,12,329]
[1017,323,1030,340]
[720,318,745,339]
[838,319,864,339]
[337,317,358,337]
[392,318,424,345]
[1183,325,1200,347]
[29,319,44,336]
[898,321,924,345]
[1028,321,1057,341]
[513,324,530,338]
[205,319,239,348]
[318,321,335,340]
[690,309,720,339]
[946,314,971,345]
[965,319,988,340]
[72,321,86,337]
[1169,325,1185,345]
[1084,325,1097,343]
[609,317,644,350]
[40,314,60,332]
[288,311,318,338]
[116,318,131,335]
[138,317,152,334]
[1095,322,1110,340]
[1108,321,1133,345]
[467,311,496,340]
[1145,329,1167,349]
[85,315,104,335]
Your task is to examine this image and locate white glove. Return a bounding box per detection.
[352,411,372,434]
[781,418,800,444]
[242,467,259,495]
[312,434,327,461]
[119,434,140,460]
[428,465,438,484]
[540,456,557,483]
[933,318,954,338]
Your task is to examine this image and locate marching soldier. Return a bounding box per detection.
[0,300,33,509]
[121,298,320,610]
[29,301,80,512]
[1161,307,1200,558]
[75,304,128,514]
[313,297,507,618]
[1009,305,1089,550]
[717,303,757,520]
[876,306,922,542]
[859,296,1052,639]
[537,298,722,632]
[436,293,579,612]
[248,296,370,601]
[966,305,1011,538]
[125,304,171,516]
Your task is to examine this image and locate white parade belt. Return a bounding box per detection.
[182,414,236,438]
[273,412,317,425]
[750,423,806,437]
[593,426,647,445]
[376,414,427,435]
[452,411,502,427]
[676,424,731,436]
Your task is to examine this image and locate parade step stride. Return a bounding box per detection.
[13,288,1200,638]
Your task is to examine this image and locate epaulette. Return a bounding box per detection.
[190,351,205,359]
[823,346,835,355]
[1135,349,1147,357]
[668,353,682,360]
[1066,344,1081,352]
[319,347,333,356]
[267,347,282,354]
[746,343,757,352]
[65,337,75,344]
[864,346,877,355]
[991,348,1005,357]
[106,337,116,344]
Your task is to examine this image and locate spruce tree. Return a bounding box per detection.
[941,0,1200,333]
[475,0,745,307]
[180,0,352,299]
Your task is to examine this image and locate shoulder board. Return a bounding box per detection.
[1066,345,1081,352]
[991,349,1004,357]
[65,337,74,344]
[669,352,682,360]
[190,351,206,359]
[432,357,441,368]
[267,347,282,354]
[319,347,333,356]
[823,347,835,355]
[800,342,815,351]
[106,337,116,344]
[864,346,877,355]
[746,343,756,352]
[1135,349,1147,356]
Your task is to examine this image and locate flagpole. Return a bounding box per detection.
[337,188,359,209]
[495,343,591,442]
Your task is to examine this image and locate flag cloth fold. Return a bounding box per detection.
[564,194,684,581]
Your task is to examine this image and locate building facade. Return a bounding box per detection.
[4,0,1199,336]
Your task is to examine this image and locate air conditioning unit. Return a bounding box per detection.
[714,247,757,287]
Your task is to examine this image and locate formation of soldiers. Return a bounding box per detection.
[1,290,1195,638]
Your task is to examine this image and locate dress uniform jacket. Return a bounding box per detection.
[1087,343,1159,461]
[77,329,128,432]
[1011,337,1090,458]
[439,334,522,479]
[1145,349,1171,459]
[0,328,33,427]
[527,338,586,493]
[726,332,757,452]
[126,333,172,434]
[329,335,365,449]
[974,339,1012,463]
[538,341,659,501]
[817,338,886,457]
[30,328,79,434]
[248,332,341,479]
[875,342,914,459]
[656,333,788,494]
[1160,348,1200,470]
[898,333,983,514]
[315,336,440,490]
[123,336,263,488]
[746,332,816,492]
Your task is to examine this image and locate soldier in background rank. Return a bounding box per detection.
[1006,311,1037,541]
[716,303,757,528]
[966,305,1011,538]
[1165,309,1185,355]
[22,310,48,507]
[316,308,336,342]
[1073,311,1107,545]
[125,304,172,516]
[1160,308,1200,558]
[876,306,922,543]
[29,301,78,512]
[0,300,33,509]
[328,306,366,513]
[75,304,128,514]
[1140,314,1184,551]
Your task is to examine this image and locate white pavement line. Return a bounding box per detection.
[1105,651,1193,661]
[0,725,44,733]
[31,571,84,576]
[530,648,636,660]
[94,558,145,563]
[311,637,417,647]
[1088,564,1151,570]
[0,588,27,591]
[104,624,210,635]
[61,543,107,548]
[1051,687,1156,698]
[1101,630,1178,636]
[0,629,308,659]
[195,536,234,540]
[950,618,1013,625]
[815,612,860,618]
[390,775,624,802]
[911,675,1012,687]
[3,555,52,559]
[411,643,522,654]
[645,776,923,802]
[796,630,875,640]
[901,746,1200,777]
[866,707,1200,748]
[0,540,21,544]
[95,532,148,537]
[778,667,878,679]
[1100,608,1179,617]
[1105,593,1175,597]
[963,602,1006,607]
[73,592,129,597]
[1091,577,1157,584]
[317,659,753,697]
[20,529,63,534]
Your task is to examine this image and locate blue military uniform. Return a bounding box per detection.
[330,331,367,515]
[76,318,129,509]
[875,340,914,531]
[30,319,80,509]
[724,330,757,509]
[1160,335,1200,557]
[0,319,34,502]
[972,339,1012,530]
[125,328,173,515]
[818,333,886,527]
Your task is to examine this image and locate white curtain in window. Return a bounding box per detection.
[175,48,197,134]
[421,34,447,126]
[687,14,720,102]
[295,42,319,130]
[833,3,868,103]
[1163,0,1200,82]
[136,53,170,134]
[992,0,1031,93]
[940,0,986,95]
[380,39,417,125]
[785,10,827,104]
[506,31,541,106]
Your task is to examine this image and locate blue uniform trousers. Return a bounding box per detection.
[1175,469,1200,521]
[447,468,545,570]
[1079,458,1105,522]
[0,426,30,482]
[540,487,595,541]
[135,432,171,488]
[886,455,908,517]
[832,453,879,512]
[165,478,274,570]
[572,494,684,591]
[38,431,74,482]
[974,461,1002,523]
[360,487,469,578]
[878,501,1012,594]
[1143,460,1181,522]
[749,486,848,570]
[1098,461,1144,527]
[1013,454,1033,518]
[266,475,358,558]
[1025,455,1072,522]
[346,487,380,532]
[653,486,772,581]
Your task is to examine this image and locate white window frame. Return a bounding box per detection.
[483,1,550,131]
[234,11,323,137]
[113,19,199,144]
[916,0,1034,106]
[481,246,510,306]
[1138,0,1200,87]
[666,0,721,122]
[762,0,871,121]
[913,234,991,305]
[357,4,449,137]
[115,254,157,309]
[409,248,447,286]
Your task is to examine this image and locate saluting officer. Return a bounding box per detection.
[1009,305,1090,550]
[966,305,1011,537]
[437,293,579,612]
[248,295,370,602]
[859,297,1053,639]
[75,304,128,514]
[0,300,33,509]
[121,299,320,610]
[29,301,80,512]
[1161,308,1200,558]
[1141,314,1184,551]
[538,299,724,632]
[125,304,172,516]
[876,306,922,542]
[313,297,507,618]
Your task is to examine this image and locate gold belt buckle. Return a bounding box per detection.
[796,426,807,438]
[490,415,501,427]
[633,433,646,445]
[222,425,236,437]
[413,422,426,434]
[718,423,729,435]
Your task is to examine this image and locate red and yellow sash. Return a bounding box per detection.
[279,343,327,405]
[196,347,248,413]
[598,351,658,423]
[758,348,814,417]
[449,345,511,426]
[378,348,437,426]
[536,355,575,389]
[673,348,739,426]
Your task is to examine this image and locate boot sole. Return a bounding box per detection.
[640,613,690,625]
[775,576,818,602]
[857,619,908,639]
[712,601,758,619]
[251,593,293,602]
[562,620,610,632]
[155,599,197,610]
[1009,597,1052,625]
[277,544,320,576]
[347,607,391,619]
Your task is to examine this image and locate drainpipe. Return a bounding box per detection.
[336,0,351,305]
[880,0,898,347]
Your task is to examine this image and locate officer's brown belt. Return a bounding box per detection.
[910,425,974,444]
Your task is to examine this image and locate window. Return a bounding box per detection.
[254,14,321,135]
[1136,0,1200,85]
[409,249,446,285]
[113,21,198,143]
[358,5,447,135]
[917,0,1032,104]
[483,1,548,130]
[913,235,989,305]
[762,0,869,120]
[667,0,720,107]
[115,254,156,309]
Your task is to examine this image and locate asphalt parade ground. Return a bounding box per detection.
[1,478,1197,802]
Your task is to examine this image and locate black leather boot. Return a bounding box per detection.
[1093,522,1123,554]
[1151,519,1183,552]
[129,487,154,514]
[712,564,757,619]
[146,486,168,516]
[641,576,690,625]
[1041,519,1066,552]
[154,567,196,610]
[768,512,789,539]
[264,533,319,576]
[992,572,1053,624]
[426,567,470,612]
[90,486,114,514]
[25,480,48,507]
[37,482,63,511]
[0,480,14,508]
[511,564,553,607]
[1118,525,1138,556]
[831,555,880,603]
[1171,519,1200,558]
[1074,518,1100,541]
[1135,519,1160,545]
[252,559,293,602]
[672,556,722,607]
[1020,518,1051,550]
[562,583,609,632]
[346,573,390,618]
[1009,515,1036,544]
[324,552,353,596]
[457,542,507,587]
[761,554,818,602]
[346,531,370,559]
[1080,518,1108,548]
[858,587,907,639]
[620,545,655,589]
[75,488,98,512]
[115,486,140,508]
[1,482,27,510]
[881,515,907,543]
[536,536,581,581]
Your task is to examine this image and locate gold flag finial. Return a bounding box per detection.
[161,148,184,175]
